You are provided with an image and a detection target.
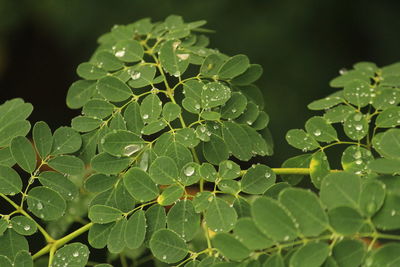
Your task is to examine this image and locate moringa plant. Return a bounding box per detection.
[1,15,400,267]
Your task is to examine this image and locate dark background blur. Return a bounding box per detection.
[1,0,400,167]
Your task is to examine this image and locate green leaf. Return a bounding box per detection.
[192,191,213,213]
[52,127,82,155]
[91,152,131,175]
[199,163,218,182]
[305,116,338,142]
[157,184,184,206]
[307,91,344,110]
[141,120,167,135]
[233,218,273,250]
[125,210,146,249]
[289,242,330,267]
[10,136,36,173]
[368,243,400,267]
[343,112,368,140]
[39,171,78,201]
[368,158,400,174]
[71,116,102,132]
[377,129,400,159]
[231,64,263,85]
[251,196,298,242]
[333,239,366,267]
[279,188,329,237]
[145,204,166,242]
[83,99,114,119]
[235,102,259,125]
[93,51,124,71]
[328,206,363,234]
[0,256,12,267]
[66,80,96,109]
[217,180,240,195]
[52,243,89,267]
[179,162,201,186]
[88,205,123,224]
[264,254,285,267]
[218,54,250,79]
[182,97,201,114]
[140,94,162,123]
[150,229,188,264]
[77,62,107,80]
[309,151,330,188]
[202,134,229,164]
[372,87,400,110]
[13,250,33,267]
[84,173,117,193]
[0,218,8,236]
[107,218,127,253]
[241,164,276,194]
[163,141,193,170]
[159,40,189,77]
[175,128,199,148]
[162,102,181,122]
[113,40,144,62]
[167,199,200,241]
[264,182,291,199]
[123,167,159,202]
[47,155,85,175]
[183,80,203,102]
[221,92,248,119]
[205,197,237,233]
[97,76,132,102]
[372,191,400,230]
[0,120,31,148]
[330,69,371,88]
[101,130,144,157]
[320,172,361,210]
[0,165,22,195]
[127,64,156,88]
[0,229,28,261]
[33,121,53,159]
[200,111,221,121]
[212,233,250,261]
[218,160,241,180]
[252,111,270,130]
[200,53,226,77]
[149,156,178,185]
[201,81,231,108]
[281,154,312,186]
[123,103,144,134]
[343,79,372,107]
[323,105,354,123]
[88,223,114,249]
[27,186,66,221]
[359,180,386,217]
[376,107,400,128]
[341,145,373,174]
[286,129,319,152]
[222,121,252,160]
[0,147,15,167]
[10,216,37,236]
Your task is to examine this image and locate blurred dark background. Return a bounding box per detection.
[1,0,400,167]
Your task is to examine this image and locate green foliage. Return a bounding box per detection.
[1,15,400,267]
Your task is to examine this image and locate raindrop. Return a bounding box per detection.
[355,124,363,131]
[24,225,31,231]
[142,114,149,119]
[123,144,143,156]
[115,50,125,57]
[73,251,79,257]
[162,255,167,260]
[37,202,43,210]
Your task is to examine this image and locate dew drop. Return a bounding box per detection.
[123,144,143,156]
[115,50,125,57]
[24,225,31,231]
[313,129,321,136]
[37,202,43,210]
[131,71,141,80]
[355,124,363,131]
[162,255,167,260]
[73,251,79,257]
[184,166,195,176]
[142,114,149,119]
[265,172,271,178]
